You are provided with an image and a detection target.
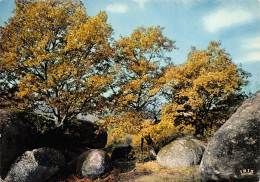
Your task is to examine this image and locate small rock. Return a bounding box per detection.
[76,149,112,180]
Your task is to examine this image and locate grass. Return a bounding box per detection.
[119,161,200,182]
[61,160,200,182]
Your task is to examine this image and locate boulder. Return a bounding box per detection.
[111,144,133,161]
[76,149,112,179]
[4,147,65,182]
[157,137,205,167]
[198,91,260,182]
[56,119,107,150]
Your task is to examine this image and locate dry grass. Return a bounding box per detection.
[62,161,200,182]
[116,161,199,182]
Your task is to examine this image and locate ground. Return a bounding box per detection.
[62,161,200,182]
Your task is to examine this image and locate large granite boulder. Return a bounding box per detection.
[57,119,107,150]
[198,91,260,181]
[4,148,65,182]
[76,149,112,179]
[157,137,205,167]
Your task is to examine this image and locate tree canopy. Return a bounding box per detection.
[0,0,114,126]
[0,0,250,152]
[161,41,250,137]
[110,27,176,116]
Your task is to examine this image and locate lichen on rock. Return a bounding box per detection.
[198,91,260,181]
[157,137,205,167]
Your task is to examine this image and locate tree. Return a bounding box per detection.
[0,0,114,126]
[108,26,176,116]
[103,26,176,158]
[161,41,250,138]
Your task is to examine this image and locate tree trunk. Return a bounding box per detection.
[144,134,157,158]
[140,137,144,163]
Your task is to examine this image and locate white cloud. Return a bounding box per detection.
[203,8,254,33]
[106,3,128,14]
[133,0,149,9]
[238,35,260,62]
[246,51,260,62]
[173,0,198,5]
[154,0,200,4]
[132,0,200,9]
[242,36,260,50]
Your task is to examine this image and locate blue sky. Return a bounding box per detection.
[0,0,259,93]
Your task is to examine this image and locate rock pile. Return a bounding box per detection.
[0,109,112,181]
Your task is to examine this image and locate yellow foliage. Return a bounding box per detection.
[103,26,179,158]
[0,0,114,126]
[104,110,195,159]
[161,41,249,138]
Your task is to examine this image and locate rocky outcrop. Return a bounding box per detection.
[198,91,260,182]
[0,110,37,178]
[4,148,65,182]
[0,109,107,179]
[57,119,107,150]
[157,137,205,167]
[76,149,112,180]
[111,144,133,161]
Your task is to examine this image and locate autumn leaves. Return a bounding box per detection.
[0,0,249,148]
